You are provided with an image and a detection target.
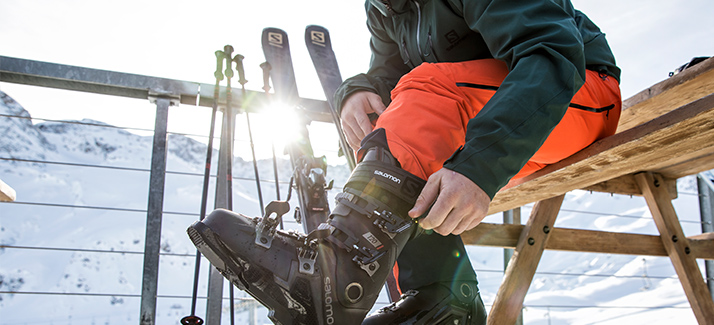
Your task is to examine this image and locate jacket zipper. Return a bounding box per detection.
[456,82,616,114]
[401,39,412,66]
[425,30,434,59]
[413,0,425,60]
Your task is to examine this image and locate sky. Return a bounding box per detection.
[1,0,714,160]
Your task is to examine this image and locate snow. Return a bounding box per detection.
[0,90,706,324]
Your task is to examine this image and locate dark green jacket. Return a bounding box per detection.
[334,0,620,198]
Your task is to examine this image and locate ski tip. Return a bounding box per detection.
[305,25,331,48]
[262,27,290,51]
[262,27,285,33]
[306,24,326,30]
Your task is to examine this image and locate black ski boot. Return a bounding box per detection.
[187,129,425,325]
[364,230,488,325]
[362,281,487,324]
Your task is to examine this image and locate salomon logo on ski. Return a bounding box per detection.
[310,31,326,47]
[268,32,284,48]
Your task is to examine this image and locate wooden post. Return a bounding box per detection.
[488,195,565,325]
[635,172,714,324]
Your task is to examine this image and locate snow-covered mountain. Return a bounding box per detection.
[0,90,705,324]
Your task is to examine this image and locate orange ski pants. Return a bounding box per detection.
[374,59,622,183]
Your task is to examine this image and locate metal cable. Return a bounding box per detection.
[0,113,209,139]
[0,157,292,185]
[558,208,706,225]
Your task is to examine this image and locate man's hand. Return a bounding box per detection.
[408,168,491,235]
[340,91,386,150]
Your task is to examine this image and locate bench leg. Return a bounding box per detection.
[488,195,565,325]
[635,172,714,324]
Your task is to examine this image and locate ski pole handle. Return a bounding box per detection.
[260,62,272,93]
[214,50,225,80]
[234,54,247,87]
[223,45,234,79]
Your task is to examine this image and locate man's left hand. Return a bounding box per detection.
[408,168,491,235]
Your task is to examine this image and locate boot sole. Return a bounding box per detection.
[188,221,312,325]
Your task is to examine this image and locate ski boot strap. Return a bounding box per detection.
[334,190,414,236]
[319,220,386,277]
[344,159,425,218]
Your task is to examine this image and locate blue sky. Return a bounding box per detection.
[1,0,713,159]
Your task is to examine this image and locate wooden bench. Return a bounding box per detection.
[0,178,16,202]
[461,57,714,324]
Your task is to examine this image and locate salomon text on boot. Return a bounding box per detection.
[187,129,425,325]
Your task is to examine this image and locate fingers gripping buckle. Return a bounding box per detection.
[372,210,412,238]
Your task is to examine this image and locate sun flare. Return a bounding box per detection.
[240,103,303,159]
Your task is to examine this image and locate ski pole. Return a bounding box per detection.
[237,54,266,217]
[222,45,238,325]
[223,45,235,211]
[181,49,226,325]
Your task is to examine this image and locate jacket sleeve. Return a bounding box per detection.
[443,0,587,198]
[333,3,411,115]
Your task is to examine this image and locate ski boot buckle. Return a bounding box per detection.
[255,200,290,249]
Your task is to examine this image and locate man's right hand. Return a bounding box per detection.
[340,91,386,150]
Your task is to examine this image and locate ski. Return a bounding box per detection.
[305,25,402,303]
[261,27,331,233]
[305,25,356,170]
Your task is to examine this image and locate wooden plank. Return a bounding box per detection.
[485,93,714,216]
[463,222,667,255]
[461,222,524,247]
[581,174,677,199]
[688,232,714,241]
[619,57,714,132]
[580,175,641,196]
[654,151,714,179]
[549,227,660,257]
[550,231,714,259]
[635,172,714,324]
[488,195,564,325]
[689,233,714,262]
[0,178,16,202]
[462,222,714,259]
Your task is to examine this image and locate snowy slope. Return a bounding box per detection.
[0,90,705,324]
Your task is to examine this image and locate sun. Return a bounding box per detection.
[237,103,302,160]
[233,100,346,165]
